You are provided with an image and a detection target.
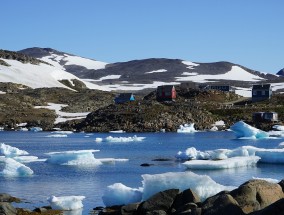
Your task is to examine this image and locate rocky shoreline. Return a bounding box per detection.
[1,178,284,215]
[98,179,284,215]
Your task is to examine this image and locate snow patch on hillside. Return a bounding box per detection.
[145,69,167,74]
[182,61,200,69]
[34,103,90,124]
[41,53,107,70]
[176,66,265,82]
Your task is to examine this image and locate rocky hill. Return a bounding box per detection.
[19,47,284,96]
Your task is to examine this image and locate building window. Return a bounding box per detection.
[253,91,257,96]
[262,90,266,96]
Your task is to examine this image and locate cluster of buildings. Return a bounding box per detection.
[114,83,273,103]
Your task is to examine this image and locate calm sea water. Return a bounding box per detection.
[0,131,284,214]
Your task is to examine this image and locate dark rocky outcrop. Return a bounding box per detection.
[137,189,180,215]
[0,49,50,66]
[202,191,244,215]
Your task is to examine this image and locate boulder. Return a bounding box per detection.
[121,203,140,215]
[137,189,180,214]
[0,202,17,215]
[171,189,201,213]
[249,198,284,215]
[202,191,244,215]
[230,179,284,214]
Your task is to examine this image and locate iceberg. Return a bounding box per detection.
[0,158,34,176]
[47,195,85,210]
[105,135,145,142]
[230,121,269,139]
[102,183,143,207]
[142,172,235,201]
[102,171,235,206]
[177,123,197,133]
[45,150,102,166]
[0,143,29,157]
[182,156,260,170]
[176,145,284,164]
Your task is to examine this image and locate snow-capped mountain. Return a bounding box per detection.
[0,49,108,91]
[19,47,284,97]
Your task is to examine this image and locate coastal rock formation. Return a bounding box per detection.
[98,179,284,215]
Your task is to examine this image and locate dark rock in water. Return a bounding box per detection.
[249,198,284,215]
[230,179,284,214]
[0,193,21,203]
[0,202,17,215]
[138,189,180,214]
[152,158,173,162]
[202,192,244,215]
[140,163,154,167]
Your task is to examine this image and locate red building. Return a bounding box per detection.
[156,85,177,101]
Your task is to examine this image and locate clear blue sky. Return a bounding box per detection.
[1,0,283,73]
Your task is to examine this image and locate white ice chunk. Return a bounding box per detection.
[176,145,284,164]
[0,158,33,176]
[95,138,103,142]
[109,130,126,133]
[0,143,29,157]
[52,131,74,134]
[47,195,85,210]
[182,156,260,170]
[29,127,43,132]
[256,150,284,163]
[102,183,143,207]
[105,135,145,142]
[177,123,197,133]
[272,125,284,131]
[142,172,235,201]
[46,134,68,138]
[45,150,102,166]
[230,121,269,139]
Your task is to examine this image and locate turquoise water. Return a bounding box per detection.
[0,131,283,214]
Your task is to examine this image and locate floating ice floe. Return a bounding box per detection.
[0,143,29,157]
[45,150,102,166]
[98,158,129,164]
[47,195,85,210]
[46,134,68,138]
[109,130,126,133]
[176,144,284,164]
[177,123,197,133]
[230,121,269,139]
[96,135,145,143]
[52,131,74,134]
[102,171,235,206]
[0,157,34,176]
[182,156,260,170]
